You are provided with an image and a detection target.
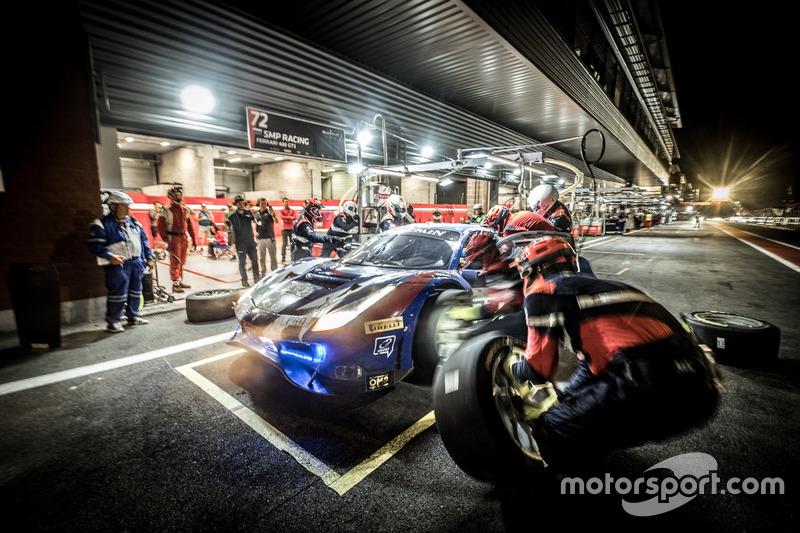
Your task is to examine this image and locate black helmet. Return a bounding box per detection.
[167,186,183,202]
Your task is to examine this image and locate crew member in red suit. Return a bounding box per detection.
[507,236,721,470]
[157,186,196,293]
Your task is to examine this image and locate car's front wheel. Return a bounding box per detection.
[432,332,546,482]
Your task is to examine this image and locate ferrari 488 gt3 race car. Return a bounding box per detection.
[229,223,492,395]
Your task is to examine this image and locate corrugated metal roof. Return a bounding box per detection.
[81,0,676,186]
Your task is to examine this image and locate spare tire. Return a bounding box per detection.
[186,288,245,323]
[433,332,545,482]
[681,311,780,367]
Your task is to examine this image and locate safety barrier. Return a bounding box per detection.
[729,216,800,229]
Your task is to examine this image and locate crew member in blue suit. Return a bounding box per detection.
[89,191,155,333]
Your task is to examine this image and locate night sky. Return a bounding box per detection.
[660,3,798,209]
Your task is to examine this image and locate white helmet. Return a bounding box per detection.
[528,184,558,215]
[106,191,133,205]
[342,200,357,217]
[473,203,484,211]
[385,194,407,217]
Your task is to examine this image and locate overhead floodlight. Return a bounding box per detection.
[439,178,453,186]
[349,163,366,174]
[180,85,215,114]
[421,146,434,158]
[462,149,491,159]
[357,130,372,145]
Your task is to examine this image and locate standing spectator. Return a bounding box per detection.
[225,203,237,248]
[254,198,279,273]
[469,204,486,224]
[157,186,196,293]
[279,197,295,262]
[196,203,214,253]
[407,204,416,222]
[616,212,626,235]
[89,191,155,333]
[292,198,341,259]
[432,206,443,223]
[321,201,359,258]
[148,201,162,241]
[228,194,260,287]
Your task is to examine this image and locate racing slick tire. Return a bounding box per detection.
[682,311,780,367]
[433,332,545,482]
[408,289,471,384]
[186,288,245,323]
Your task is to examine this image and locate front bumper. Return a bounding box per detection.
[228,325,411,395]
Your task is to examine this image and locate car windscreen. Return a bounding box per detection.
[342,233,455,269]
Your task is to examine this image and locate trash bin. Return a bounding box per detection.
[142,268,154,304]
[7,263,61,349]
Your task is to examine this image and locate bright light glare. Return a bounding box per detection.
[711,187,731,201]
[357,130,372,145]
[421,146,434,158]
[180,85,215,114]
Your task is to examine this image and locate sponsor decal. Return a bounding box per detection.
[373,335,396,358]
[364,317,404,334]
[274,315,311,328]
[367,373,391,391]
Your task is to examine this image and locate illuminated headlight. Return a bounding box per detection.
[312,284,397,332]
[280,341,326,363]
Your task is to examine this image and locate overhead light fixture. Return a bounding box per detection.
[229,158,241,163]
[462,149,491,159]
[439,178,453,187]
[125,137,134,143]
[421,146,434,158]
[357,130,372,145]
[180,85,216,115]
[160,141,170,147]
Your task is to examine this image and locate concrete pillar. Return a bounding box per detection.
[252,160,323,200]
[158,145,216,197]
[96,126,123,190]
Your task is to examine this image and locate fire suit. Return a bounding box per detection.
[292,214,337,260]
[157,202,196,282]
[520,273,720,467]
[89,213,154,325]
[541,201,573,233]
[320,213,358,258]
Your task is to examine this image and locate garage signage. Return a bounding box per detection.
[246,106,346,162]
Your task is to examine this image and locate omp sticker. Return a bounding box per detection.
[364,317,404,334]
[374,336,396,358]
[367,373,391,391]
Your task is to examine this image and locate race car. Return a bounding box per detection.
[229,223,492,395]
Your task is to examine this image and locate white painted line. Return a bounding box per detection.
[716,226,800,274]
[177,352,436,496]
[0,332,233,396]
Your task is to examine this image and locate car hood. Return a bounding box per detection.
[235,258,460,329]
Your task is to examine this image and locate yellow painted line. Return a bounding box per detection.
[327,410,436,495]
[177,352,436,496]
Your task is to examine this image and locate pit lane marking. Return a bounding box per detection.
[0,332,233,396]
[177,352,436,496]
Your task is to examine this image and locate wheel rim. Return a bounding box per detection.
[693,312,767,329]
[194,289,235,298]
[489,344,545,463]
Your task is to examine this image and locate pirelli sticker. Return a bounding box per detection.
[364,317,404,335]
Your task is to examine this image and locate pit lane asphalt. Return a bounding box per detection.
[0,220,798,532]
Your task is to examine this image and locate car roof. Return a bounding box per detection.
[390,222,488,238]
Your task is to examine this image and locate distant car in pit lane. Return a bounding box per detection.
[229,223,493,395]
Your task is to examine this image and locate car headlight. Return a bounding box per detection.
[312,284,397,332]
